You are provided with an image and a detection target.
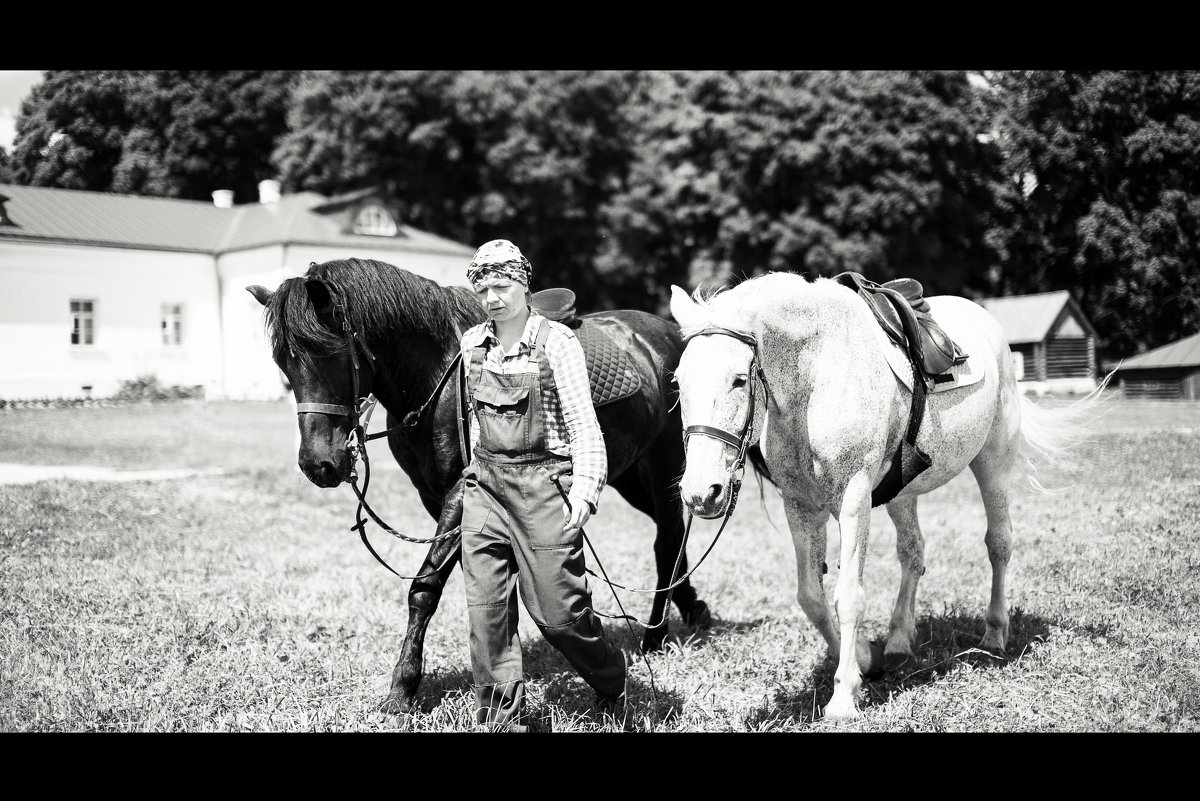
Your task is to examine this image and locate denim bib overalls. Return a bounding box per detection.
[460,320,625,730]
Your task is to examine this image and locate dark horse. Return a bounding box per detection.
[247,257,718,716]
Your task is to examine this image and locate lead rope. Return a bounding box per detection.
[550,454,746,731]
[550,473,661,731]
[346,352,467,581]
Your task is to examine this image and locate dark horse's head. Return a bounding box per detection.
[247,257,478,488]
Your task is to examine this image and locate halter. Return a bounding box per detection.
[293,290,377,420]
[293,288,465,580]
[680,325,769,520]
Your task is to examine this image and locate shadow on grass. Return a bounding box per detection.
[412,667,475,713]
[738,606,1058,726]
[408,625,688,726]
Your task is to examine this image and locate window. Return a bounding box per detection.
[352,204,398,237]
[70,299,95,345]
[162,303,183,346]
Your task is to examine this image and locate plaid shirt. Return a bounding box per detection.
[461,311,608,511]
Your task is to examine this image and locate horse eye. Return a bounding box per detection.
[732,375,748,388]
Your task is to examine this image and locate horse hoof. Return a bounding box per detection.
[377,695,414,718]
[823,698,861,720]
[641,624,668,653]
[965,644,1007,665]
[683,601,712,630]
[884,650,915,673]
[375,710,410,728]
[859,640,886,681]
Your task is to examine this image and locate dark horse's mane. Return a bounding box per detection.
[261,257,483,373]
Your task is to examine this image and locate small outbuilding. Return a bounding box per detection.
[1111,332,1200,400]
[976,290,1098,395]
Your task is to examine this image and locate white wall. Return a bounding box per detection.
[0,242,221,400]
[0,238,474,402]
[215,244,472,401]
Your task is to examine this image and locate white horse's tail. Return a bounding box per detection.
[1015,371,1116,493]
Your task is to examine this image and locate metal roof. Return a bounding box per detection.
[0,182,475,258]
[976,290,1080,345]
[1114,331,1200,370]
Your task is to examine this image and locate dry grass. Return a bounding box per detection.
[1,395,1198,732]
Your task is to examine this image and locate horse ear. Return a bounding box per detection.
[246,285,272,307]
[668,284,702,329]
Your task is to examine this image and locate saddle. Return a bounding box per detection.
[833,272,970,508]
[833,271,967,385]
[531,288,641,408]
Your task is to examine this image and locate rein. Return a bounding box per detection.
[297,294,749,617]
[294,291,465,580]
[573,326,768,633]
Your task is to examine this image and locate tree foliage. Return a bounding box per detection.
[7,69,1200,358]
[9,70,297,202]
[598,70,1005,313]
[984,70,1200,357]
[275,70,640,311]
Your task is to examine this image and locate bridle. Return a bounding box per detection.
[577,325,770,634]
[680,325,769,520]
[293,287,465,580]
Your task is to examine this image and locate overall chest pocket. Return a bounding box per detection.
[474,384,530,416]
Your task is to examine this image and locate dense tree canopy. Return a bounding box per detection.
[597,70,1005,313]
[9,70,297,202]
[984,70,1200,357]
[275,70,640,310]
[7,68,1199,359]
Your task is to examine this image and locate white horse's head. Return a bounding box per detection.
[669,284,769,519]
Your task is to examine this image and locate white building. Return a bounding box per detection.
[0,181,475,401]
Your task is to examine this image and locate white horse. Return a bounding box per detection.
[668,272,1105,719]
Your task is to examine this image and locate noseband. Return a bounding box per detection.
[681,326,769,518]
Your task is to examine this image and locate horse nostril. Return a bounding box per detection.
[704,484,723,505]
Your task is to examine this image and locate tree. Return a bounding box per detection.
[597,71,1006,314]
[9,70,298,202]
[984,70,1200,359]
[275,70,641,310]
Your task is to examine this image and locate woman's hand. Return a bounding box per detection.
[563,493,593,536]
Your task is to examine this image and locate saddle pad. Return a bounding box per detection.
[881,336,983,394]
[575,321,642,407]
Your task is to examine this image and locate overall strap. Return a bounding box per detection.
[458,348,472,467]
[467,342,488,416]
[530,318,557,396]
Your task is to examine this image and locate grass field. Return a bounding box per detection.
[2,394,1198,732]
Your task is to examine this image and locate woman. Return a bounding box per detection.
[458,239,626,732]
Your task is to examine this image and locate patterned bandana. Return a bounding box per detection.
[466,239,532,287]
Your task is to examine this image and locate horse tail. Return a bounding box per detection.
[1014,371,1116,493]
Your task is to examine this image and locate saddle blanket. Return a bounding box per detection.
[881,336,983,394]
[576,321,642,407]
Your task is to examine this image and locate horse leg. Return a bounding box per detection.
[883,495,924,669]
[378,483,464,717]
[825,472,883,719]
[608,467,708,654]
[782,498,839,657]
[969,444,1017,657]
